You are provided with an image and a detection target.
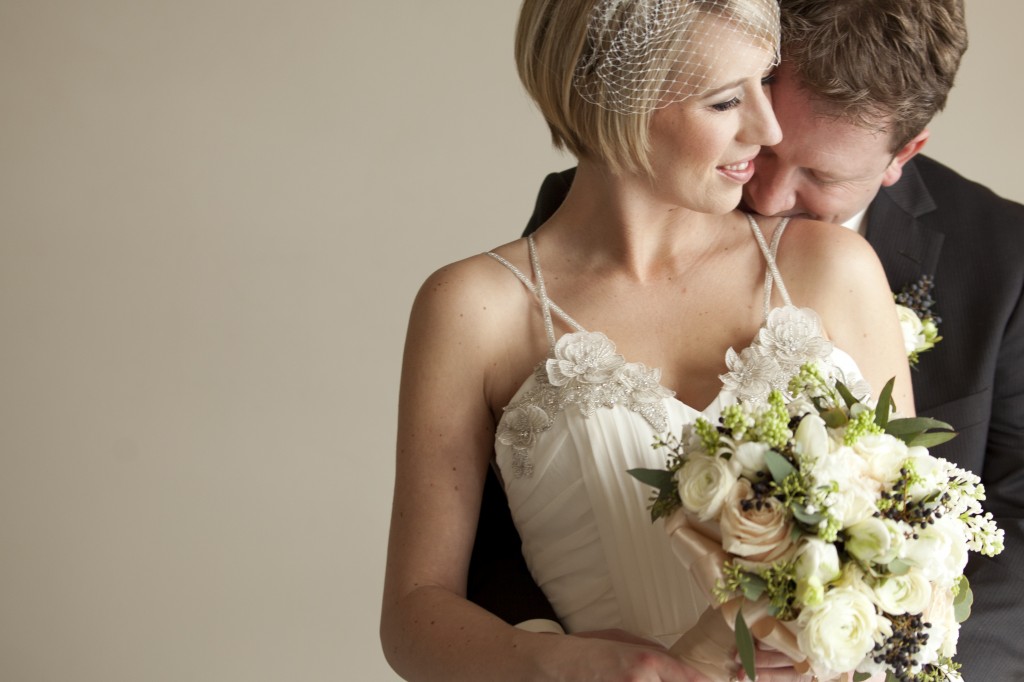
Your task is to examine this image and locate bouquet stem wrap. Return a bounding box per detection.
[665,509,811,678]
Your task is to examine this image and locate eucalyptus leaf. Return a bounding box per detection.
[792,505,825,526]
[821,407,849,428]
[954,583,974,623]
[742,575,767,602]
[874,377,895,428]
[853,673,872,682]
[886,673,899,682]
[735,610,757,682]
[905,431,958,448]
[835,380,859,409]
[884,416,955,436]
[764,450,796,484]
[627,468,674,491]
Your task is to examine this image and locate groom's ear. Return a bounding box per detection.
[880,129,930,187]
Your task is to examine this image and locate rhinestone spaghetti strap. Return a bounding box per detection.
[486,236,585,347]
[745,214,793,319]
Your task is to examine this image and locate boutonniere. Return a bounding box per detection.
[894,275,942,366]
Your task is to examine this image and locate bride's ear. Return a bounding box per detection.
[880,130,930,187]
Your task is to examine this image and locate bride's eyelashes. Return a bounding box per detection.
[710,74,776,112]
[711,96,742,112]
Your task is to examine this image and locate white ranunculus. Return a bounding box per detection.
[853,433,908,487]
[676,455,740,522]
[732,441,770,479]
[794,537,842,584]
[900,516,969,584]
[793,538,841,607]
[896,304,926,355]
[810,445,877,528]
[872,568,932,616]
[846,517,901,564]
[719,478,796,568]
[797,586,889,680]
[922,579,960,662]
[905,447,948,502]
[795,414,829,460]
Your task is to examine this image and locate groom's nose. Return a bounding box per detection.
[746,154,799,218]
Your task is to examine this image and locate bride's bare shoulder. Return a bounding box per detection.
[775,217,885,286]
[408,239,533,339]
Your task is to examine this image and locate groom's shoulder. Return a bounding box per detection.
[911,155,1024,228]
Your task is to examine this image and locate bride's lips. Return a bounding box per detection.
[717,158,756,183]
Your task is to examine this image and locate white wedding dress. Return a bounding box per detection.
[489,216,869,646]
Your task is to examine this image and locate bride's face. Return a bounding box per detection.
[646,36,781,215]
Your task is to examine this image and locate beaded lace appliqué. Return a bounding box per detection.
[719,305,871,406]
[497,330,674,478]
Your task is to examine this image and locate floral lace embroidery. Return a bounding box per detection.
[497,331,673,478]
[498,307,870,478]
[720,306,871,405]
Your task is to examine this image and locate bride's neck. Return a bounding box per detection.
[540,162,739,280]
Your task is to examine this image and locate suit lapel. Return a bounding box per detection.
[865,159,944,290]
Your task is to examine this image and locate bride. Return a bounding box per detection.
[381,1,911,680]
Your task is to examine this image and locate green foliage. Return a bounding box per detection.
[734,610,757,682]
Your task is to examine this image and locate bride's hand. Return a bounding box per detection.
[732,648,814,681]
[546,630,711,682]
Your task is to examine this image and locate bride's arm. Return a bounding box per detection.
[776,220,914,414]
[380,257,708,682]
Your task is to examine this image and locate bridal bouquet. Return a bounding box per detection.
[630,363,1004,682]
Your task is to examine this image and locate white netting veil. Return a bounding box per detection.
[574,0,781,115]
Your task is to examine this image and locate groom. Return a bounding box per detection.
[469,0,1024,678]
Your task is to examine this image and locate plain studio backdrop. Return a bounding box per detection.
[0,2,1019,680]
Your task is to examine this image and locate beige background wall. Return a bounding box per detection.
[0,2,1019,681]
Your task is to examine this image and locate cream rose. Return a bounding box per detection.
[719,478,795,567]
[676,454,740,522]
[797,586,890,680]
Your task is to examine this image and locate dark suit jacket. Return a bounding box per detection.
[468,156,1024,678]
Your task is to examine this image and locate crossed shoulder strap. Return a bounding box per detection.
[746,214,793,319]
[486,235,585,348]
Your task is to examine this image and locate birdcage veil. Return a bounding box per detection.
[574,0,781,115]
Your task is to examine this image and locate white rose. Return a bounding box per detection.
[871,568,932,616]
[732,441,770,479]
[797,587,889,680]
[852,433,907,487]
[676,455,740,522]
[719,478,796,568]
[896,304,926,355]
[810,446,877,528]
[846,517,902,565]
[900,516,968,584]
[793,538,841,607]
[795,414,830,460]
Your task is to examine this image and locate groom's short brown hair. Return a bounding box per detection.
[780,0,968,152]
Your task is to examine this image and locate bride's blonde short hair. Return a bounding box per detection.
[515,0,779,176]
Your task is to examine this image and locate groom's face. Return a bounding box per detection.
[743,63,912,225]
